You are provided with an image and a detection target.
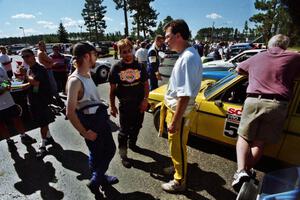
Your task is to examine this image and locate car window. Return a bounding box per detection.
[204,72,237,97]
[219,79,248,104]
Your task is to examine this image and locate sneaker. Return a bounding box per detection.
[36,146,47,159]
[232,169,250,191]
[20,134,36,144]
[248,168,256,179]
[121,158,132,168]
[161,180,186,193]
[45,137,55,146]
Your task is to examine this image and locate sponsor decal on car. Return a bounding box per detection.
[223,107,242,138]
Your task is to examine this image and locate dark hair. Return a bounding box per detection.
[72,42,96,59]
[20,48,34,55]
[163,19,191,40]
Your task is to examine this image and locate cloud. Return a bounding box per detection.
[5,22,10,25]
[103,16,113,21]
[11,13,36,19]
[37,20,57,29]
[61,17,84,28]
[206,13,222,20]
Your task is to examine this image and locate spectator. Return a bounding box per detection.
[37,41,64,108]
[49,45,68,93]
[109,38,149,168]
[113,42,118,60]
[135,42,148,68]
[0,65,36,148]
[147,35,164,90]
[160,19,202,192]
[0,46,13,79]
[21,48,56,158]
[232,34,300,191]
[66,42,117,194]
[193,40,204,57]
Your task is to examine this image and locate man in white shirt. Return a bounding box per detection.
[135,42,148,68]
[161,19,203,193]
[0,46,13,79]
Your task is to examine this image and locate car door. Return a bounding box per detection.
[192,76,246,146]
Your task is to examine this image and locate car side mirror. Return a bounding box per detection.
[214,99,223,107]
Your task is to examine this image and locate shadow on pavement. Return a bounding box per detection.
[47,142,90,181]
[128,147,236,200]
[188,135,291,173]
[8,143,64,200]
[100,185,160,200]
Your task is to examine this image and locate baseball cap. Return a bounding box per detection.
[72,42,96,59]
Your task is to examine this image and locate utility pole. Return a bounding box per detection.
[211,21,215,42]
[19,27,26,46]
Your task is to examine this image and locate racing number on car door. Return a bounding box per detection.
[223,108,242,138]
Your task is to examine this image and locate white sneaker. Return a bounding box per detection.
[161,180,186,192]
[232,169,250,191]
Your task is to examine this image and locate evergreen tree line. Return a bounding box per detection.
[1,0,299,46]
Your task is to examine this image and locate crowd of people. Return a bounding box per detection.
[1,18,300,198]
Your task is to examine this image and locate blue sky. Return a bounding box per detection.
[0,0,256,38]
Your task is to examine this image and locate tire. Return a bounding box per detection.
[96,66,109,83]
[153,108,167,137]
[236,182,258,200]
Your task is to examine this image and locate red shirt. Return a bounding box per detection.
[238,47,300,99]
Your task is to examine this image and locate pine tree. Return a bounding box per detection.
[82,0,107,42]
[128,0,158,38]
[57,22,69,43]
[113,0,129,36]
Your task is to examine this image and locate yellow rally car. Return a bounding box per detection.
[148,72,300,165]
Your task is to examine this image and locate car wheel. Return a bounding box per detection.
[96,66,109,83]
[153,108,167,137]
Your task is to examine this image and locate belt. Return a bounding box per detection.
[247,93,289,101]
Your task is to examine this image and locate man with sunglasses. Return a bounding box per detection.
[21,48,55,158]
[66,42,117,195]
[109,38,149,168]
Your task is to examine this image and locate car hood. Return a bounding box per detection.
[203,60,234,68]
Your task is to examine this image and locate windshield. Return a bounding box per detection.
[204,72,237,97]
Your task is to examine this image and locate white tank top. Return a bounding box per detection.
[70,71,101,111]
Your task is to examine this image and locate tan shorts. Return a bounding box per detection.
[238,97,288,143]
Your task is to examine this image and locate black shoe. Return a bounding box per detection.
[36,146,47,159]
[87,181,106,198]
[121,158,132,168]
[45,137,55,146]
[21,134,36,144]
[104,175,119,185]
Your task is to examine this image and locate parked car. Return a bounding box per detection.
[91,59,111,84]
[159,50,230,80]
[147,72,300,165]
[203,49,266,69]
[229,43,255,57]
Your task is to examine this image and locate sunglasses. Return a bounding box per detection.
[21,55,32,59]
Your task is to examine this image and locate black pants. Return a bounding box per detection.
[118,100,144,149]
[76,106,116,185]
[149,72,158,91]
[53,71,68,93]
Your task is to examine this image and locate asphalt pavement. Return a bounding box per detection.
[0,56,287,200]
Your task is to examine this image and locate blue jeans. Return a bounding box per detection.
[76,106,116,185]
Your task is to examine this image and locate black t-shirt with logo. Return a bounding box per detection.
[109,60,148,102]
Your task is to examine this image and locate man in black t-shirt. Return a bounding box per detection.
[21,48,55,158]
[109,38,149,168]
